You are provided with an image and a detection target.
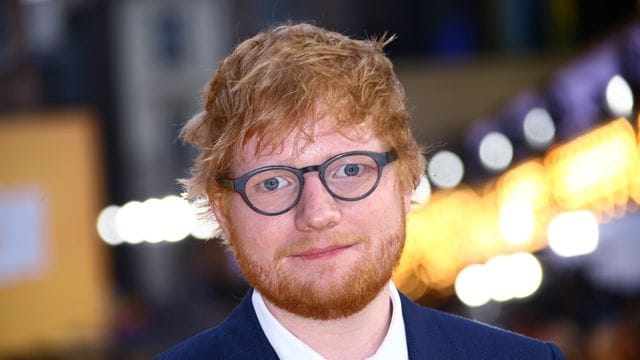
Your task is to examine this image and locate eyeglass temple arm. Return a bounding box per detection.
[386,151,398,163]
[217,178,235,191]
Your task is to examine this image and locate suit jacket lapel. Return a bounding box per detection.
[401,292,462,360]
[219,290,461,359]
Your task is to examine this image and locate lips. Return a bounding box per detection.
[291,244,355,260]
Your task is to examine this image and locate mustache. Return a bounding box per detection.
[275,232,370,260]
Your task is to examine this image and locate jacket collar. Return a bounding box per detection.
[400,292,463,359]
[217,289,279,359]
[222,289,456,359]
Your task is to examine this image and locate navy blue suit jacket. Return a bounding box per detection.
[157,289,564,359]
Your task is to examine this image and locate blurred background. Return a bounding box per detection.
[1,0,640,358]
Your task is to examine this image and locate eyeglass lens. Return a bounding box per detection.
[244,153,381,214]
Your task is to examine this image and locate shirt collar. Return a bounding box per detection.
[252,281,408,360]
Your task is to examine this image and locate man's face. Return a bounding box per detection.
[216,115,411,320]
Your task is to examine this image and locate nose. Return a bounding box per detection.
[294,173,341,231]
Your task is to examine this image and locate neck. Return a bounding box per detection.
[263,285,392,360]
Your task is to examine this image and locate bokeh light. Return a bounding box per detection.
[427,150,465,189]
[523,107,555,149]
[115,201,145,244]
[160,195,194,242]
[510,252,543,299]
[98,195,203,245]
[548,210,599,257]
[545,119,638,213]
[499,200,535,246]
[141,198,164,243]
[479,132,513,171]
[190,202,220,240]
[399,116,640,296]
[455,252,543,307]
[634,114,640,204]
[455,264,491,307]
[411,174,431,205]
[497,160,550,210]
[96,205,123,246]
[605,74,634,117]
[485,255,516,302]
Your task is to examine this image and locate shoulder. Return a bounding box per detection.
[155,326,222,360]
[400,294,564,359]
[155,290,278,360]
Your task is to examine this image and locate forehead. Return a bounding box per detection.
[231,116,383,175]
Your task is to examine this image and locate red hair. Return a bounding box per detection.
[181,23,425,232]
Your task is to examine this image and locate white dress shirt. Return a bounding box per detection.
[252,281,409,360]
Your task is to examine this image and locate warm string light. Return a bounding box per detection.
[545,118,637,216]
[633,114,640,205]
[96,195,218,245]
[455,252,543,307]
[547,210,599,257]
[395,115,640,304]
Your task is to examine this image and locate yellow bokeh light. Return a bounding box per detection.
[499,200,535,247]
[548,210,599,257]
[495,161,551,249]
[455,264,491,307]
[632,114,640,204]
[398,117,640,300]
[545,119,637,212]
[510,252,543,299]
[454,253,543,307]
[497,160,550,210]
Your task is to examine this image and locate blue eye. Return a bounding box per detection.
[259,176,289,191]
[337,163,364,177]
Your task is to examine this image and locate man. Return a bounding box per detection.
[158,23,564,359]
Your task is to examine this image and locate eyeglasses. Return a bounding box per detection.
[217,150,398,216]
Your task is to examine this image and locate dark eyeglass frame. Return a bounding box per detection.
[217,150,398,216]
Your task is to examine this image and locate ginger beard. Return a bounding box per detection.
[229,216,406,320]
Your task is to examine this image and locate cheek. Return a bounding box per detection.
[344,194,400,228]
[349,180,405,224]
[228,198,292,253]
[228,200,259,243]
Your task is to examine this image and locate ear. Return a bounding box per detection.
[210,199,232,241]
[403,189,412,216]
[408,175,430,212]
